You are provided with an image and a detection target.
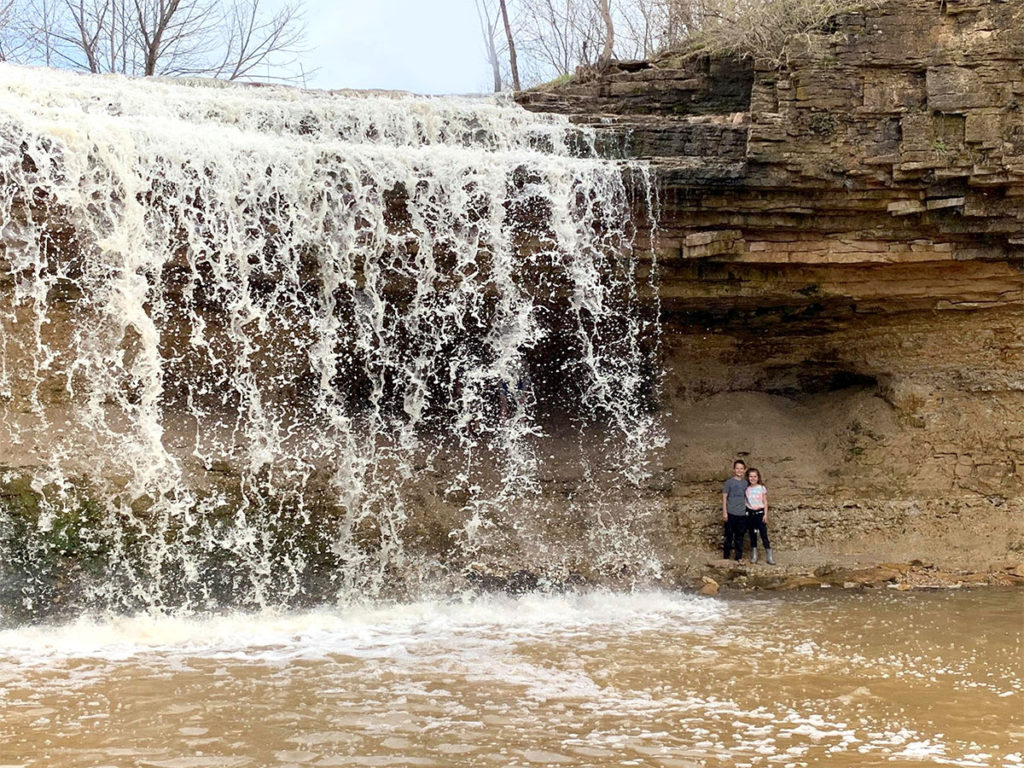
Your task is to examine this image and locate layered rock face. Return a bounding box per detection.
[519,0,1023,569]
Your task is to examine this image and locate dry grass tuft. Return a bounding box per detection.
[668,0,886,66]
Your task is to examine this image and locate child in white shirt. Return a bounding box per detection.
[745,468,774,565]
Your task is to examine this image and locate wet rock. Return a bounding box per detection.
[841,565,903,587]
[993,569,1024,586]
[698,577,719,596]
[780,575,825,590]
[505,569,540,596]
[743,572,790,590]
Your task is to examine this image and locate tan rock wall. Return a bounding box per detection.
[519,0,1024,568]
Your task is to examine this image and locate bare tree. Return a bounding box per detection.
[596,0,613,67]
[498,0,520,90]
[515,0,603,80]
[617,0,672,59]
[2,0,62,65]
[1,0,307,81]
[214,0,305,82]
[132,0,213,76]
[68,0,110,72]
[481,0,668,83]
[9,0,111,72]
[488,0,886,87]
[0,0,18,61]
[474,0,503,91]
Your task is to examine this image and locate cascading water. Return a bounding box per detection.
[0,64,663,620]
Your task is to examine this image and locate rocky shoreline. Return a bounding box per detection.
[685,559,1024,595]
[459,554,1024,599]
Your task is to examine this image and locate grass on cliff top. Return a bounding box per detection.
[666,0,886,68]
[534,72,574,91]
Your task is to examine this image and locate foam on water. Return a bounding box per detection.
[0,590,723,663]
[0,63,662,616]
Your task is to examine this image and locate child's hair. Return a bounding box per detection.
[746,467,764,484]
[733,458,746,469]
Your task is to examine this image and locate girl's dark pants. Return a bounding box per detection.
[724,513,747,559]
[747,509,770,550]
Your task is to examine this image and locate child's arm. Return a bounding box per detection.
[763,488,769,524]
[722,492,728,522]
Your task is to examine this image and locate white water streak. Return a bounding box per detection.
[0,64,660,614]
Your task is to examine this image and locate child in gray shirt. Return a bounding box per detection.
[722,459,748,561]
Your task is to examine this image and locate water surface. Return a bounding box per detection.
[1,588,1020,767]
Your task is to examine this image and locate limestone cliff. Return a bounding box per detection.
[519,0,1023,572]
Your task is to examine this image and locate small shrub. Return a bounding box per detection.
[809,111,838,135]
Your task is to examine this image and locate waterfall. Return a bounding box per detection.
[0,64,662,619]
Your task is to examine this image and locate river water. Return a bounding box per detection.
[0,588,1019,767]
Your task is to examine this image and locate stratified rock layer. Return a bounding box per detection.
[519,0,1023,572]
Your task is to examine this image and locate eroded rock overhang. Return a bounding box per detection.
[518,0,1023,510]
[518,0,1022,303]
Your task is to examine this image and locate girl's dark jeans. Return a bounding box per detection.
[746,509,771,550]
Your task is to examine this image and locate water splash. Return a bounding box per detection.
[0,64,662,618]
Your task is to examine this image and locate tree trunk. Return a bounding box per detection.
[475,0,503,92]
[597,0,614,68]
[488,36,502,92]
[498,0,520,91]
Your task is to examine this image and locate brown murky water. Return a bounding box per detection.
[1,588,1020,767]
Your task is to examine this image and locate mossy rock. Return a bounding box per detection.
[0,472,110,624]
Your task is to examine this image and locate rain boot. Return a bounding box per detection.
[766,548,775,565]
[751,547,758,563]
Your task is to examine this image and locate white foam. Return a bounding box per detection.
[0,590,724,664]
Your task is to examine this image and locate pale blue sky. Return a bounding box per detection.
[298,0,490,94]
